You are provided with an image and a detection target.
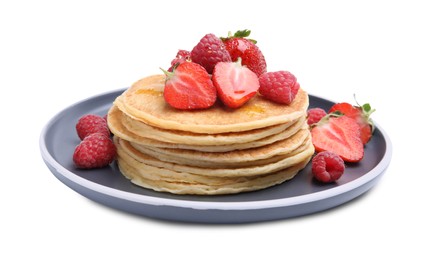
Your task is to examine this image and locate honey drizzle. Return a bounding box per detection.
[239,104,265,116]
[135,88,163,97]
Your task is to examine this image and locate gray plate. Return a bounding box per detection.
[40,89,392,223]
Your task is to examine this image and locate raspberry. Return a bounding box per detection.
[258,71,300,104]
[168,50,191,72]
[73,133,116,169]
[76,114,110,140]
[307,108,327,125]
[190,33,231,74]
[311,151,345,183]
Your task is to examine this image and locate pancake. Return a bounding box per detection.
[114,74,309,134]
[120,105,301,145]
[108,103,307,152]
[115,136,314,177]
[131,136,312,168]
[130,128,310,167]
[117,157,311,195]
[107,73,314,195]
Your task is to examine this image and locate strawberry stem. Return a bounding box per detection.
[312,111,343,127]
[221,29,257,44]
[233,29,251,38]
[160,67,174,80]
[353,94,376,131]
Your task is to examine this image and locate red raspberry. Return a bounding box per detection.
[73,133,116,169]
[307,108,327,125]
[168,50,191,72]
[311,151,345,183]
[190,33,231,74]
[258,71,300,105]
[76,114,110,140]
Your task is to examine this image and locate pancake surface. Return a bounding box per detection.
[114,74,309,134]
[108,74,314,195]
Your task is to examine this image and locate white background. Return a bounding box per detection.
[1,0,433,259]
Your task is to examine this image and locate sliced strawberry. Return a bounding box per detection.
[212,58,260,108]
[221,29,267,77]
[311,115,364,162]
[329,101,375,144]
[162,62,217,110]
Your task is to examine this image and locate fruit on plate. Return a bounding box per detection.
[328,101,375,144]
[162,62,217,110]
[307,107,327,126]
[212,58,260,108]
[311,151,345,183]
[221,29,267,77]
[73,133,116,169]
[190,33,231,74]
[311,114,364,162]
[76,114,110,140]
[258,71,300,105]
[168,50,191,72]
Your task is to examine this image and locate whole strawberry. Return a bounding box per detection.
[73,133,116,169]
[258,71,300,105]
[221,29,267,77]
[76,114,110,140]
[190,33,231,74]
[162,62,217,110]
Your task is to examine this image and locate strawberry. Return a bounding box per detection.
[162,62,217,110]
[73,133,116,169]
[311,115,364,162]
[190,33,231,74]
[76,114,110,140]
[221,29,267,77]
[168,50,191,72]
[258,71,300,105]
[329,101,375,144]
[212,58,260,108]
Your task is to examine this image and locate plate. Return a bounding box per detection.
[40,89,392,223]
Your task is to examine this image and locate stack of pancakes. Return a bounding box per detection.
[107,74,314,195]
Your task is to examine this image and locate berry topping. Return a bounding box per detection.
[76,114,110,140]
[258,71,300,105]
[221,29,267,77]
[311,115,364,162]
[329,100,375,144]
[212,58,260,108]
[168,50,191,72]
[73,133,116,169]
[307,108,327,125]
[190,33,231,74]
[312,151,345,183]
[162,62,217,110]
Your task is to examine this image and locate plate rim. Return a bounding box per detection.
[40,88,392,211]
